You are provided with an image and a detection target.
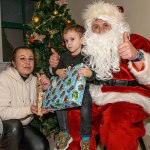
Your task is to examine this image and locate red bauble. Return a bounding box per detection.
[29,36,34,44]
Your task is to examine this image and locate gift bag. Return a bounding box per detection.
[42,63,86,111]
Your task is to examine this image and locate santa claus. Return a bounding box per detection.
[49,1,150,150]
[81,1,150,150]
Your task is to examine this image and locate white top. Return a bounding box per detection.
[0,67,37,125]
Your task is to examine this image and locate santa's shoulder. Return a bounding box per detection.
[130,34,150,53]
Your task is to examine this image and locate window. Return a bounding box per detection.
[0,0,35,62]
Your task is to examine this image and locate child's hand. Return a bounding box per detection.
[56,69,67,78]
[78,65,92,78]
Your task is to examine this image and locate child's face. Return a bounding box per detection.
[63,30,83,55]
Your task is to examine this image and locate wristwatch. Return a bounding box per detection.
[132,50,144,62]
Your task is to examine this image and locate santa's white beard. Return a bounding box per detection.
[82,27,124,80]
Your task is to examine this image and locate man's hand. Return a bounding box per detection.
[49,48,60,68]
[118,32,138,60]
[118,32,144,70]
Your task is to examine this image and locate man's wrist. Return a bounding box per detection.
[132,50,144,62]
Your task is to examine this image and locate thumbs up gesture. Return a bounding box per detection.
[49,48,60,68]
[118,32,137,60]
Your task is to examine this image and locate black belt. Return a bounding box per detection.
[94,79,140,86]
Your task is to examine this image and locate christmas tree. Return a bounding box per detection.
[26,0,75,137]
[26,0,75,76]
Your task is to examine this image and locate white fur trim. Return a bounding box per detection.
[128,51,150,85]
[82,1,125,28]
[89,84,150,114]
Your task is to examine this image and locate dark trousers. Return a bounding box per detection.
[0,119,49,150]
[57,88,92,137]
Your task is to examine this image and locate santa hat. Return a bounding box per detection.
[82,1,126,28]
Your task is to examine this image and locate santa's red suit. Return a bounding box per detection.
[66,34,150,150]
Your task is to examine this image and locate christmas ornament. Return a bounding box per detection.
[65,19,71,26]
[32,16,40,23]
[36,73,44,116]
[46,29,59,39]
[53,10,58,16]
[33,32,46,42]
[26,34,35,44]
[36,1,41,9]
[29,36,34,44]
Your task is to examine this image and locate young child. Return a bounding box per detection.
[53,24,94,150]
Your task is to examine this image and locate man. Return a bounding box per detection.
[50,1,150,150]
[81,1,150,150]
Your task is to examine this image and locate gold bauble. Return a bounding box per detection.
[33,16,39,23]
[65,20,71,26]
[53,10,58,16]
[66,20,71,24]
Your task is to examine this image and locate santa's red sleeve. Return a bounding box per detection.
[129,34,150,86]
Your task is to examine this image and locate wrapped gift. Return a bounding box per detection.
[42,63,86,111]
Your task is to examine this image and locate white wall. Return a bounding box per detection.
[67,0,92,25]
[67,0,150,40]
[106,0,150,40]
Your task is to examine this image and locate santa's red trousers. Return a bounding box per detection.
[67,102,148,150]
